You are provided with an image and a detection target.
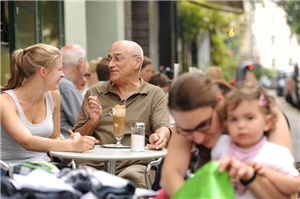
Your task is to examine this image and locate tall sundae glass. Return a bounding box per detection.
[112,105,126,146]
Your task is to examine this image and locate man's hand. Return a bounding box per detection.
[147,126,170,150]
[86,96,102,125]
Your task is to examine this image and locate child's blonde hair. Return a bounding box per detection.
[223,82,277,134]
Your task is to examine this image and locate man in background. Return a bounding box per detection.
[59,44,86,138]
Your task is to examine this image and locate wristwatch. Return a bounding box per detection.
[240,171,257,186]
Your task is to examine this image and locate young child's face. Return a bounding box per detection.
[226,100,271,149]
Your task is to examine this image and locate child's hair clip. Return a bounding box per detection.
[258,94,268,107]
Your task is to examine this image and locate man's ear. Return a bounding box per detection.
[264,114,273,132]
[135,56,143,70]
[76,59,83,72]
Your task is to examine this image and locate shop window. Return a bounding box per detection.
[0,1,64,87]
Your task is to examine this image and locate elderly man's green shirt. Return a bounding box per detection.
[73,78,170,172]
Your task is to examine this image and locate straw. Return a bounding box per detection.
[68,129,74,134]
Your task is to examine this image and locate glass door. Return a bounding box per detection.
[1,1,64,87]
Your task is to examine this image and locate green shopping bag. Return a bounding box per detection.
[172,161,235,199]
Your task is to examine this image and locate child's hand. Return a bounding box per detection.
[247,161,266,175]
[218,156,255,181]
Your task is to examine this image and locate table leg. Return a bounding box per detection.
[104,161,109,172]
[109,160,116,175]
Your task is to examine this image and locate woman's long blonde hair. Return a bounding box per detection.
[1,43,61,92]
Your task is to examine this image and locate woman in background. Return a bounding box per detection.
[140,56,154,82]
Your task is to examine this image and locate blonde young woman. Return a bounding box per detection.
[0,43,98,165]
[160,73,294,198]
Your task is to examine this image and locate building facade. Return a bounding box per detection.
[1,0,178,86]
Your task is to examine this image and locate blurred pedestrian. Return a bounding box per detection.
[149,72,170,94]
[96,57,110,83]
[88,57,103,87]
[205,66,225,80]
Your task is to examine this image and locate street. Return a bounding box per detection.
[268,89,300,163]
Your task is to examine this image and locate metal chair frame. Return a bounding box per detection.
[145,157,163,189]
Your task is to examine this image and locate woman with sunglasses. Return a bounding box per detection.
[160,72,293,198]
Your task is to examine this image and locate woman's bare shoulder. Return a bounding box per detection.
[49,90,61,106]
[0,92,17,108]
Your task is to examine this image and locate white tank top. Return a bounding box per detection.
[1,90,54,164]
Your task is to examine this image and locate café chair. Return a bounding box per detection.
[0,160,9,176]
[296,161,300,173]
[145,157,163,189]
[296,161,300,197]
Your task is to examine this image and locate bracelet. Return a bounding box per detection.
[240,171,257,186]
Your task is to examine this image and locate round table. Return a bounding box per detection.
[50,145,167,175]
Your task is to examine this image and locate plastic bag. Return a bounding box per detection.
[172,161,235,199]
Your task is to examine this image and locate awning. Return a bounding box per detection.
[208,0,244,10]
[189,0,244,14]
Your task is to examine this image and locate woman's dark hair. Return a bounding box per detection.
[168,73,222,111]
[96,57,110,81]
[148,72,170,88]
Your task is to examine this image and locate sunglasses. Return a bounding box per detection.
[84,73,91,78]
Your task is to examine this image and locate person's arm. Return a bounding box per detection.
[59,83,83,126]
[147,126,170,150]
[49,90,61,140]
[146,88,172,150]
[247,174,292,199]
[268,106,292,153]
[0,94,98,152]
[219,156,291,198]
[160,124,193,197]
[249,162,299,195]
[74,95,103,136]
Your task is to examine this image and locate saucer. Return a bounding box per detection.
[102,144,131,149]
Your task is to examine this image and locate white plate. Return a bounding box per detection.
[102,144,131,149]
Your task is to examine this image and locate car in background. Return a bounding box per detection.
[260,75,271,89]
[275,67,294,96]
[284,63,300,108]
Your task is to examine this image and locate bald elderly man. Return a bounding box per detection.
[73,40,171,188]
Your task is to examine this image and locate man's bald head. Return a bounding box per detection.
[111,40,144,65]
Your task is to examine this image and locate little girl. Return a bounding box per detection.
[211,83,299,198]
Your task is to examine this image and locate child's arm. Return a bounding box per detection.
[249,162,299,195]
[218,156,291,198]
